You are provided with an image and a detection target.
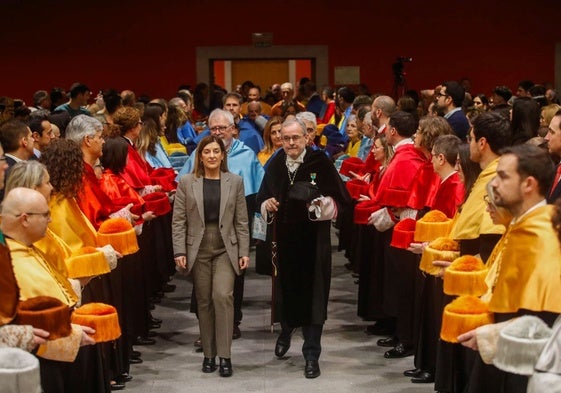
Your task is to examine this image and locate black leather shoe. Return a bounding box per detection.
[202,357,217,373]
[384,343,414,358]
[110,382,126,391]
[117,373,133,383]
[134,336,156,345]
[219,357,232,377]
[411,371,434,383]
[129,357,143,364]
[131,350,141,358]
[274,332,292,358]
[304,360,321,378]
[377,336,399,347]
[403,368,422,377]
[232,325,241,340]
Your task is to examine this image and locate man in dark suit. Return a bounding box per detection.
[257,119,351,378]
[436,81,470,141]
[0,119,36,199]
[545,109,561,203]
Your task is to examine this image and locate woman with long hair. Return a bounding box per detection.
[257,116,283,166]
[172,135,249,377]
[511,97,540,145]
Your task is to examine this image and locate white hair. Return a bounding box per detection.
[295,112,317,130]
[208,108,234,126]
[65,115,103,144]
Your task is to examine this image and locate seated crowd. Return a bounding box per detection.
[0,77,560,393]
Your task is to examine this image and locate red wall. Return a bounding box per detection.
[1,0,560,103]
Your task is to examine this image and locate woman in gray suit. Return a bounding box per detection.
[172,135,249,377]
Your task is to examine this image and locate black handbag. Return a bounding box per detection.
[287,181,321,202]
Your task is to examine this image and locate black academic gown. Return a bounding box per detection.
[256,148,352,327]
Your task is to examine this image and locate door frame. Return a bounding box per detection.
[196,45,328,90]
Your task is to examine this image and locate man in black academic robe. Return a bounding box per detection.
[256,119,351,379]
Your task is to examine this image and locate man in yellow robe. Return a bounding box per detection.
[432,112,511,391]
[458,144,561,393]
[1,188,95,392]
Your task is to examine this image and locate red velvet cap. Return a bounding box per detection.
[143,192,172,216]
[150,168,177,192]
[353,200,379,225]
[390,218,417,249]
[112,197,143,217]
[346,179,369,200]
[340,157,365,177]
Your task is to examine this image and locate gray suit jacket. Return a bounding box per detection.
[172,171,249,275]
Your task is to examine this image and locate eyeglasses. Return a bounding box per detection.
[281,135,304,143]
[14,211,51,219]
[436,92,448,98]
[209,125,231,132]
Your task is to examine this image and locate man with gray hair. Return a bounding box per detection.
[257,118,351,378]
[295,112,318,147]
[65,115,135,227]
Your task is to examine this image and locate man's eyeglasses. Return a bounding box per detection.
[436,92,448,98]
[281,135,304,143]
[209,125,231,132]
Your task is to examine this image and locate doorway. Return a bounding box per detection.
[212,59,314,93]
[196,45,328,93]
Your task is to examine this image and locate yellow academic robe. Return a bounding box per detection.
[34,229,72,277]
[449,158,505,240]
[487,204,561,314]
[48,196,98,253]
[7,238,77,306]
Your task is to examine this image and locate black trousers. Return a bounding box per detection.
[281,322,323,361]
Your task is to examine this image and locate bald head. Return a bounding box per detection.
[247,101,262,121]
[1,187,50,245]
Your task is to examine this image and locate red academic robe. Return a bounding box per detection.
[78,163,116,230]
[374,143,426,208]
[121,140,176,192]
[121,142,153,190]
[430,172,464,218]
[100,169,145,220]
[407,159,441,211]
